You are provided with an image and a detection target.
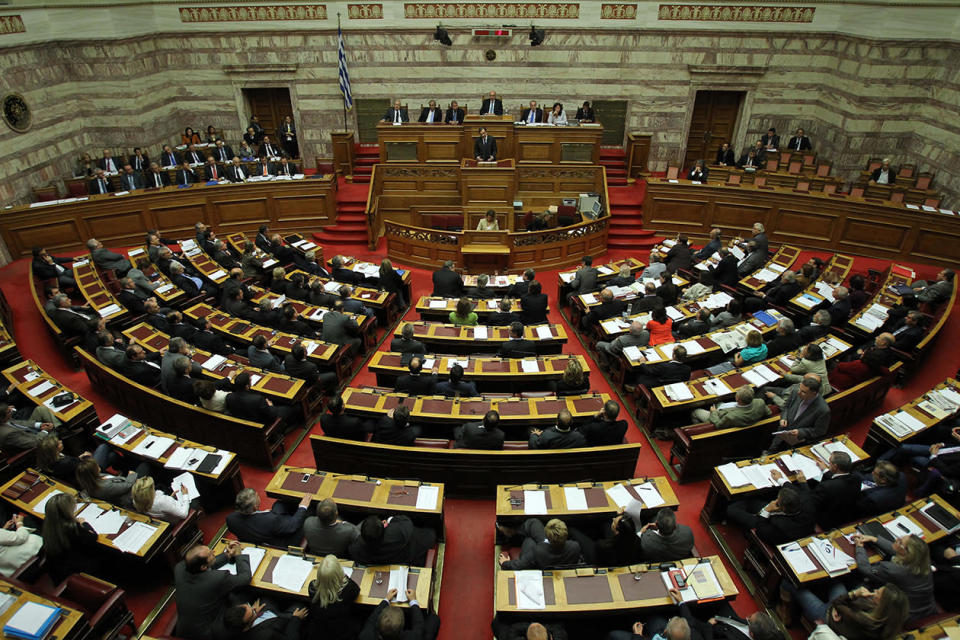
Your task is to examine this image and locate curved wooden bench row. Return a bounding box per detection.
[309,435,642,498]
[76,348,287,469]
[29,269,81,369]
[668,362,901,483]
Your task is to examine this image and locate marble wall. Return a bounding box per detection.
[0,18,958,212]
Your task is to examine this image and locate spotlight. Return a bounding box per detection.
[434,25,452,46]
[529,26,544,46]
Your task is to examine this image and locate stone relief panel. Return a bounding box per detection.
[658,5,814,23]
[0,16,25,35]
[179,5,328,22]
[403,3,579,19]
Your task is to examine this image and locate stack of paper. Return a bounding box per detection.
[717,463,751,488]
[523,490,548,515]
[515,571,546,609]
[664,382,693,402]
[605,483,636,509]
[783,453,823,481]
[388,567,409,601]
[581,293,598,305]
[112,521,157,553]
[563,487,588,511]
[678,340,705,355]
[271,554,315,592]
[219,546,267,575]
[415,485,440,510]
[208,269,227,281]
[666,306,685,321]
[754,269,778,282]
[622,346,643,361]
[520,360,540,373]
[635,482,666,508]
[535,326,553,339]
[78,504,126,535]
[473,326,488,340]
[4,601,62,640]
[447,358,469,369]
[686,562,724,600]
[807,538,853,576]
[641,348,664,363]
[883,515,924,539]
[795,293,822,309]
[164,447,205,471]
[814,282,836,302]
[702,378,730,395]
[32,490,63,515]
[132,435,176,460]
[427,299,447,309]
[201,355,227,371]
[779,542,818,573]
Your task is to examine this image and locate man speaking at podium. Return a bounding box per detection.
[474,127,497,162]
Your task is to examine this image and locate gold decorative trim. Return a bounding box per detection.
[657,4,815,22]
[0,15,25,35]
[179,5,328,22]
[347,3,383,18]
[601,4,638,19]
[403,3,579,19]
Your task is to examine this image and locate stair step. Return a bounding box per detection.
[600,147,625,157]
[609,206,644,216]
[605,169,627,177]
[338,204,366,212]
[608,237,659,248]
[355,157,378,166]
[609,218,644,229]
[607,178,628,186]
[315,230,368,242]
[336,212,367,222]
[351,175,371,184]
[353,165,373,175]
[609,228,656,238]
[330,221,367,231]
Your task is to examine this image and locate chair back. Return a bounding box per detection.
[727,174,741,185]
[666,166,679,180]
[754,176,767,187]
[915,173,933,190]
[765,158,779,172]
[851,186,865,198]
[816,164,831,177]
[890,191,904,203]
[823,183,837,195]
[899,163,916,178]
[787,160,802,175]
[32,185,59,202]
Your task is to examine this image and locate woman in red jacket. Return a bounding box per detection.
[646,306,674,345]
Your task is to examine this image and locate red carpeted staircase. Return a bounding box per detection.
[606,174,661,251]
[600,145,628,187]
[351,143,378,184]
[313,177,371,248]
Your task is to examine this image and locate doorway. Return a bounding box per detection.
[683,91,744,169]
[242,88,294,137]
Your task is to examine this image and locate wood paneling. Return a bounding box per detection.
[684,91,743,170]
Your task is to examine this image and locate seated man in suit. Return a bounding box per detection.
[765,317,802,358]
[725,483,816,545]
[498,322,536,358]
[829,332,898,391]
[633,345,690,389]
[765,374,831,453]
[520,281,549,325]
[175,160,197,186]
[567,256,600,303]
[128,147,149,171]
[47,293,97,337]
[521,100,543,124]
[855,460,907,518]
[183,144,205,165]
[787,128,812,151]
[869,158,897,185]
[778,450,861,530]
[826,286,852,326]
[211,138,234,163]
[216,601,306,640]
[284,343,336,390]
[710,247,739,288]
[273,156,298,177]
[158,145,180,169]
[912,268,954,305]
[581,287,627,330]
[737,148,760,170]
[359,589,440,640]
[121,344,162,387]
[203,157,224,182]
[226,488,311,548]
[192,317,233,356]
[761,127,780,149]
[596,320,649,365]
[321,301,362,356]
[691,385,771,429]
[226,157,249,183]
[694,228,723,262]
[226,372,299,427]
[676,308,712,339]
[173,541,251,640]
[118,164,144,191]
[606,265,636,289]
[394,356,437,395]
[418,99,443,123]
[497,518,582,570]
[252,155,273,178]
[348,513,436,566]
[474,127,497,161]
[382,99,409,124]
[144,162,170,188]
[86,238,132,274]
[493,620,567,640]
[435,364,479,398]
[116,276,150,314]
[444,100,465,124]
[454,409,505,450]
[258,135,283,159]
[372,406,420,446]
[529,410,586,450]
[94,331,125,368]
[638,508,695,562]
[639,253,666,281]
[320,395,370,440]
[328,255,359,284]
[799,309,832,343]
[142,298,170,333]
[480,90,503,116]
[166,355,199,404]
[579,400,628,447]
[390,323,426,355]
[0,402,58,452]
[467,273,496,299]
[431,260,464,298]
[487,298,521,326]
[890,310,926,351]
[629,282,662,315]
[209,239,238,270]
[97,148,120,173]
[303,498,360,557]
[246,334,284,372]
[737,240,765,276]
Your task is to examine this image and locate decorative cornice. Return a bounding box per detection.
[601,3,638,18]
[658,4,815,22]
[402,3,580,19]
[688,64,768,75]
[223,63,300,73]
[347,3,383,19]
[0,15,25,34]
[178,4,327,22]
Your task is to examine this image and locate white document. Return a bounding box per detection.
[474,326,488,340]
[82,505,126,535]
[703,378,730,396]
[679,340,705,355]
[447,358,469,369]
[891,411,926,434]
[823,439,862,461]
[605,483,635,509]
[32,490,64,515]
[523,490,548,515]
[622,346,643,361]
[132,435,176,460]
[635,482,666,508]
[783,453,823,481]
[208,269,227,280]
[155,283,175,295]
[717,463,751,488]
[164,447,204,470]
[641,348,664,363]
[5,601,60,636]
[666,306,685,321]
[741,368,772,387]
[271,554,315,592]
[173,472,201,501]
[807,538,852,575]
[112,521,157,553]
[520,360,540,373]
[389,566,409,602]
[110,422,140,445]
[98,304,122,317]
[659,343,677,360]
[884,515,924,539]
[486,300,499,310]
[535,326,553,339]
[250,374,263,386]
[415,485,440,510]
[665,382,693,402]
[752,364,780,383]
[201,354,228,371]
[515,570,546,609]
[323,281,341,293]
[420,358,436,371]
[27,380,55,397]
[563,487,588,511]
[427,299,447,309]
[219,546,267,575]
[581,293,598,305]
[780,542,818,573]
[559,272,574,283]
[754,269,778,282]
[742,464,774,489]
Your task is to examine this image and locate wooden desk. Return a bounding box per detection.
[73,258,127,322]
[847,264,913,338]
[494,556,737,616]
[180,239,230,286]
[126,246,186,306]
[265,466,444,530]
[0,176,339,258]
[558,258,646,306]
[495,477,678,522]
[643,180,960,266]
[787,254,854,315]
[211,540,433,607]
[416,296,544,322]
[863,378,960,455]
[461,234,511,273]
[0,469,169,562]
[395,321,567,355]
[700,435,868,525]
[3,360,98,431]
[736,245,801,292]
[0,579,86,640]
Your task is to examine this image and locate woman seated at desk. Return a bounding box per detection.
[132,476,191,523]
[476,210,500,231]
[204,125,218,144]
[449,298,478,326]
[527,210,550,232]
[74,152,95,178]
[547,102,567,125]
[181,127,201,146]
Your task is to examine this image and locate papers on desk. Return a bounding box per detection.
[741,464,780,489]
[155,283,175,295]
[821,337,849,357]
[883,515,924,539]
[427,299,447,309]
[523,490,548,515]
[634,482,666,508]
[664,382,693,402]
[4,601,62,640]
[711,331,742,354]
[486,299,499,310]
[32,490,63,515]
[605,483,635,509]
[783,452,823,481]
[563,487,588,511]
[515,570,546,609]
[717,463,751,488]
[201,354,227,371]
[853,312,884,332]
[769,263,788,274]
[220,546,267,576]
[665,306,685,322]
[678,340,705,355]
[807,537,853,576]
[703,378,731,396]
[705,292,734,309]
[559,272,575,283]
[78,503,126,535]
[520,360,540,373]
[27,380,54,397]
[581,293,598,305]
[794,293,821,309]
[597,265,615,275]
[389,567,409,602]
[173,472,201,501]
[474,326,488,340]
[97,413,132,440]
[936,387,960,409]
[814,281,836,302]
[447,358,469,370]
[164,447,205,471]
[208,269,227,281]
[917,400,952,421]
[641,348,664,363]
[98,303,123,317]
[271,554,315,592]
[250,374,263,387]
[741,368,774,387]
[262,258,278,269]
[817,439,861,463]
[754,269,778,282]
[415,485,440,510]
[623,346,643,362]
[132,435,176,460]
[779,542,819,574]
[73,258,90,268]
[685,561,724,601]
[535,326,553,339]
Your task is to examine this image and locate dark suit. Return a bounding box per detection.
[630,294,663,315]
[50,307,96,337]
[204,163,226,181]
[520,293,548,324]
[639,524,695,562]
[395,373,437,396]
[211,145,234,163]
[259,141,283,158]
[498,338,536,358]
[521,107,544,123]
[274,161,297,177]
[583,299,626,327]
[633,361,691,389]
[665,242,693,273]
[870,167,897,183]
[501,518,582,569]
[480,97,503,116]
[358,600,437,640]
[97,157,120,173]
[727,492,816,545]
[444,107,465,124]
[119,172,145,191]
[579,419,628,447]
[761,133,780,148]
[765,331,801,357]
[123,358,162,387]
[225,389,275,423]
[192,329,230,355]
[183,149,205,165]
[716,147,735,165]
[779,388,830,442]
[88,177,114,194]
[686,167,709,182]
[167,375,198,404]
[176,168,196,185]
[348,515,435,566]
[677,318,710,339]
[575,106,594,121]
[128,154,150,171]
[383,107,409,123]
[799,322,830,343]
[856,473,907,518]
[454,421,505,449]
[474,135,497,160]
[529,427,586,450]
[891,322,925,351]
[145,170,170,188]
[159,150,180,168]
[767,281,802,306]
[174,554,252,640]
[737,153,760,169]
[711,254,740,287]
[117,288,147,314]
[418,107,444,123]
[787,136,812,151]
[320,412,368,440]
[803,472,862,530]
[252,162,274,178]
[226,164,248,182]
[435,379,479,398]
[172,273,201,297]
[487,311,520,326]
[390,337,426,355]
[431,269,464,297]
[827,297,852,326]
[226,502,309,547]
[212,609,302,640]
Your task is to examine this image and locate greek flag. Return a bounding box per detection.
[338,26,353,111]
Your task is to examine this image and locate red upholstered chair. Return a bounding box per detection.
[915,173,933,190]
[754,176,768,187]
[924,196,941,208]
[163,508,204,568]
[32,185,58,202]
[44,573,134,640]
[898,163,916,178]
[787,160,802,175]
[665,166,679,180]
[413,437,453,449]
[823,184,837,195]
[726,174,741,186]
[66,178,88,197]
[850,187,865,198]
[816,163,831,177]
[890,191,905,203]
[866,158,883,172]
[765,158,779,172]
[794,181,810,192]
[502,441,529,450]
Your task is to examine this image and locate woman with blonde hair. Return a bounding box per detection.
[41,493,101,582]
[378,258,407,308]
[449,297,478,326]
[734,329,768,366]
[269,266,287,293]
[852,532,937,623]
[306,554,362,640]
[75,457,150,509]
[131,476,190,523]
[553,358,588,396]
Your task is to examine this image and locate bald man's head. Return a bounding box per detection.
[527,623,548,640]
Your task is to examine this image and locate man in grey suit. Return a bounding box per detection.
[498,518,582,570]
[174,541,252,640]
[566,256,600,303]
[529,410,586,450]
[303,498,360,557]
[322,301,362,356]
[912,268,954,304]
[161,337,202,393]
[389,323,426,355]
[766,374,830,453]
[0,403,58,452]
[691,385,771,428]
[637,508,695,562]
[127,257,161,298]
[86,238,132,274]
[246,335,283,372]
[736,240,766,276]
[596,320,649,365]
[95,332,126,370]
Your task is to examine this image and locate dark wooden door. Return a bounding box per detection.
[683,91,743,170]
[243,88,293,135]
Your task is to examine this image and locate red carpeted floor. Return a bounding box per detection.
[2,179,958,638]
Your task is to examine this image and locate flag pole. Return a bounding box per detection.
[339,13,348,133]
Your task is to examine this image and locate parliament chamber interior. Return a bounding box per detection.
[0,2,958,640]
